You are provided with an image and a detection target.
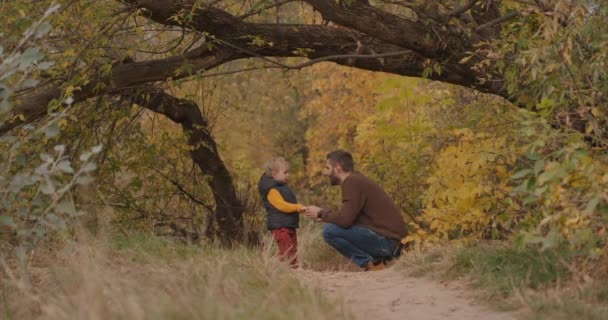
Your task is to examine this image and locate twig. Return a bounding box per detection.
[475,11,520,31]
[448,0,479,17]
[144,164,214,214]
[239,0,297,20]
[182,48,415,79]
[284,50,414,69]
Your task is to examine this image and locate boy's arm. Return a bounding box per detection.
[267,189,303,213]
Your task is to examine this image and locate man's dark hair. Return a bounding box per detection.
[326,150,355,172]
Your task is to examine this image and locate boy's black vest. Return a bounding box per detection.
[257,174,299,230]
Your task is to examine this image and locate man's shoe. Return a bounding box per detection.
[364,260,386,271]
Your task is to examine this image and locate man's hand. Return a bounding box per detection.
[302,205,322,220]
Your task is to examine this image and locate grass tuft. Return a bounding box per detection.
[396,241,608,320]
[447,243,569,298]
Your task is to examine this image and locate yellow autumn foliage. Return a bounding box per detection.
[404,128,521,247]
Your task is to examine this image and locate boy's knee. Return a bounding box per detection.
[322,223,340,241]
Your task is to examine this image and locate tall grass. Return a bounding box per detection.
[1,231,351,320]
[297,221,355,271]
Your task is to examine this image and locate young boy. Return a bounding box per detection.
[257,157,304,268]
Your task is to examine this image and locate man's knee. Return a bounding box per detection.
[322,223,341,242]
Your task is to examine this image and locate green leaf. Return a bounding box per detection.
[80,152,92,162]
[14,246,26,263]
[40,180,55,195]
[21,78,40,89]
[40,153,53,163]
[16,154,26,166]
[18,47,42,70]
[540,229,560,251]
[0,215,16,228]
[525,151,541,161]
[56,200,76,215]
[38,61,54,70]
[56,160,74,174]
[537,171,554,185]
[45,213,66,229]
[76,176,94,185]
[533,159,544,176]
[511,169,532,180]
[82,162,97,172]
[9,174,28,192]
[35,22,52,38]
[45,122,59,138]
[0,135,17,144]
[47,4,62,14]
[584,197,600,215]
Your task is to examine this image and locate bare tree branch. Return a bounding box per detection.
[475,11,520,31]
[449,0,479,17]
[2,0,513,135]
[238,0,298,20]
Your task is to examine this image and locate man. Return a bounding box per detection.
[303,150,407,271]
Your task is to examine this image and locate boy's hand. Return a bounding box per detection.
[303,205,322,219]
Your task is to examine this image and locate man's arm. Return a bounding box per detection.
[267,188,303,213]
[317,180,365,228]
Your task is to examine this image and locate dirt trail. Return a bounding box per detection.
[298,268,516,320]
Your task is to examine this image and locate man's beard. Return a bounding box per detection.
[328,172,341,186]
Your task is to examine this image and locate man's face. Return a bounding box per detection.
[323,160,341,186]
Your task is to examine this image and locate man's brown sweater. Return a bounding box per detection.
[318,172,408,243]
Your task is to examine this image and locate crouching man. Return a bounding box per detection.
[303,150,407,271]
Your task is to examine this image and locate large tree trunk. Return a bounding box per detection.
[127,88,244,245]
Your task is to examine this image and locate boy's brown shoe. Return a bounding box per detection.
[364,260,386,272]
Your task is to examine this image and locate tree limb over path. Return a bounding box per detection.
[3,0,517,134]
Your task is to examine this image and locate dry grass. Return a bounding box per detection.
[297,221,358,272]
[0,230,351,320]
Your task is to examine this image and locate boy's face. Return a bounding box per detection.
[272,165,289,183]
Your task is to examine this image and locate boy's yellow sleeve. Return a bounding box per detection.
[267,189,303,213]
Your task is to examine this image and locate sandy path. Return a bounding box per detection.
[298,268,516,320]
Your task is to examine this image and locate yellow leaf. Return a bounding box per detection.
[401,235,417,244]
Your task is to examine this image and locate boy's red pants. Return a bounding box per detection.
[271,227,298,267]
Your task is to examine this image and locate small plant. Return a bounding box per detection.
[0,3,101,263]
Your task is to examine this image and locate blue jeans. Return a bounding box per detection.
[322,223,399,268]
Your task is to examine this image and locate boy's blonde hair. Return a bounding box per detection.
[263,157,289,177]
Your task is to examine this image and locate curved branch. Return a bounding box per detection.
[2,45,231,135]
[476,11,521,31]
[2,1,510,135]
[238,0,298,20]
[125,86,244,243]
[303,0,467,58]
[4,23,497,135]
[449,0,479,17]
